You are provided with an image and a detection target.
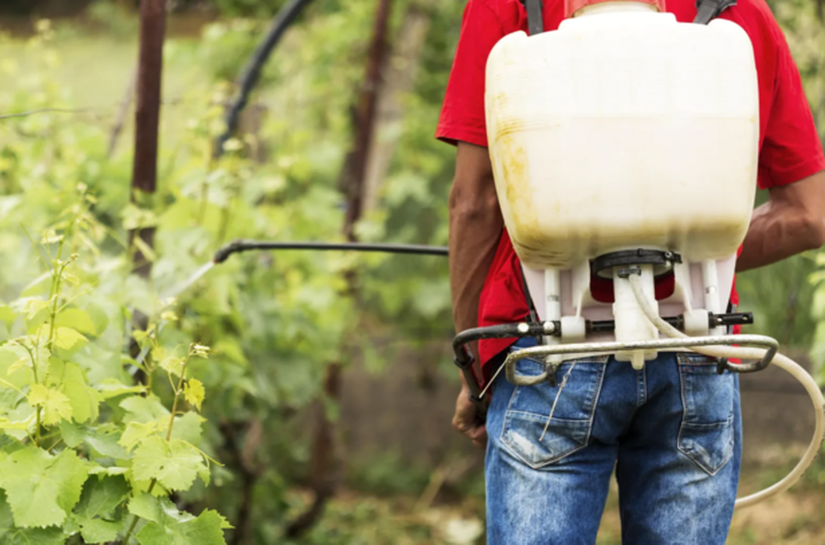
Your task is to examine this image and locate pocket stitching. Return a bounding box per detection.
[677,362,735,476]
[500,422,590,469]
[500,361,607,470]
[678,416,735,476]
[504,411,587,424]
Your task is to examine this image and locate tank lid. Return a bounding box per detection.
[564,0,665,18]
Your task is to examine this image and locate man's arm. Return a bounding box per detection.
[449,142,503,448]
[737,170,825,272]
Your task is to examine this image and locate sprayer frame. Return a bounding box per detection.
[451,320,775,421]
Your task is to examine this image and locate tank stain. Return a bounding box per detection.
[495,134,545,266]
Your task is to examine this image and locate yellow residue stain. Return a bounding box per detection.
[494,134,543,266]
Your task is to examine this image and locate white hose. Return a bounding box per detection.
[628,274,825,509]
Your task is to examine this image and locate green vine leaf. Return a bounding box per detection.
[0,447,89,528]
[136,508,229,545]
[0,417,33,432]
[121,412,204,453]
[183,379,205,411]
[120,395,170,424]
[168,412,205,446]
[96,380,146,400]
[23,299,51,333]
[60,421,129,459]
[131,436,207,492]
[68,514,122,543]
[53,327,88,356]
[10,526,66,545]
[60,362,103,424]
[159,355,185,377]
[0,491,13,541]
[0,345,32,390]
[128,491,163,524]
[54,309,97,336]
[74,474,130,520]
[27,384,73,425]
[119,421,159,452]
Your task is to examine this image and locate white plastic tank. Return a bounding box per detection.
[485,0,759,270]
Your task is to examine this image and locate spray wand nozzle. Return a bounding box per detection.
[213,241,245,264]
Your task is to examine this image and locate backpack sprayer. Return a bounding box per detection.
[457,0,825,510]
[209,0,824,514]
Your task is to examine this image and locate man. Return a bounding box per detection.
[437,0,825,543]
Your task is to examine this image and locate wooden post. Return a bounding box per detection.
[132,0,166,195]
[131,0,166,277]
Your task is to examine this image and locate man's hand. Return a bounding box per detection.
[452,377,488,449]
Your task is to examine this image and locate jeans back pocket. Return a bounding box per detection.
[501,355,607,469]
[677,353,735,475]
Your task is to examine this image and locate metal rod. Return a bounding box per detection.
[502,334,779,386]
[213,240,449,263]
[452,314,753,364]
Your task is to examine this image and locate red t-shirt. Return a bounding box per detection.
[437,0,825,369]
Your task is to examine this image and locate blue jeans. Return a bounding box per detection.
[485,338,742,544]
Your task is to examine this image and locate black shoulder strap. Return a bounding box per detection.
[523,0,729,30]
[519,0,545,35]
[694,0,737,24]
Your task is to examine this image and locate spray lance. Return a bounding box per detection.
[212,240,488,418]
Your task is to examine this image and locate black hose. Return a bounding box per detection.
[215,0,315,156]
[213,240,449,264]
[452,322,554,368]
[451,321,557,422]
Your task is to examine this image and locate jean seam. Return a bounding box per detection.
[676,352,717,366]
[636,365,647,407]
[505,411,585,423]
[583,362,607,447]
[507,440,590,469]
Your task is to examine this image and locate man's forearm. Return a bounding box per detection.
[449,202,502,333]
[737,202,817,271]
[737,172,825,272]
[449,143,504,334]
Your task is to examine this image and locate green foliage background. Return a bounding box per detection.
[0,0,824,543]
[0,0,465,542]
